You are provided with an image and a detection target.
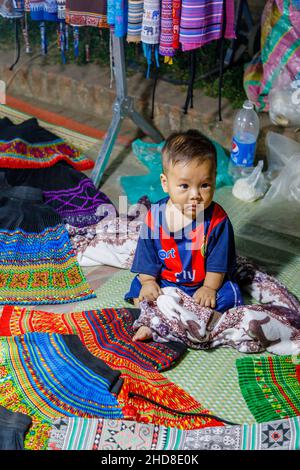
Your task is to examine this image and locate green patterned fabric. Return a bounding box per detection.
[236,355,300,423]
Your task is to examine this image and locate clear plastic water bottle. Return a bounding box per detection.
[229,100,260,181]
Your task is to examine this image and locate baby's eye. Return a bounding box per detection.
[201,183,211,189]
[179,184,189,189]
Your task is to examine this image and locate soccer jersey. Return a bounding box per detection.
[131,197,237,288]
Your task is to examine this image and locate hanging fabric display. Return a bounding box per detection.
[107,0,128,38]
[159,0,174,60]
[179,0,235,52]
[0,0,23,17]
[29,0,58,21]
[65,0,108,27]
[127,0,143,42]
[141,0,160,77]
[172,0,181,50]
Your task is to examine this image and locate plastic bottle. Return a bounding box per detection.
[229,100,260,181]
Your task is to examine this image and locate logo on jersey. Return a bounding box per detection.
[158,248,176,260]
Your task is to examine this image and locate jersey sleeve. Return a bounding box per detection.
[130,220,162,277]
[205,217,237,274]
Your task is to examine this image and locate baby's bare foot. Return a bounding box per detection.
[132,326,153,342]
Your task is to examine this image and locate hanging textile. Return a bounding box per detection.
[0,0,23,17]
[244,0,300,111]
[29,0,58,21]
[179,0,235,52]
[65,0,108,27]
[127,0,143,42]
[172,0,181,50]
[159,0,174,58]
[141,0,160,77]
[107,0,128,37]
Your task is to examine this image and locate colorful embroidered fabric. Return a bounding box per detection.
[179,0,235,52]
[0,117,94,170]
[236,355,300,423]
[0,305,224,430]
[127,0,143,42]
[47,415,300,450]
[43,177,115,228]
[0,185,95,305]
[65,0,108,27]
[0,333,123,449]
[172,0,181,50]
[29,0,58,21]
[159,0,174,57]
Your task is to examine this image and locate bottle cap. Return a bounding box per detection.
[243,100,254,110]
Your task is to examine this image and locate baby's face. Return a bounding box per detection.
[160,159,216,218]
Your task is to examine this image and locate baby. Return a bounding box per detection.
[125,130,243,341]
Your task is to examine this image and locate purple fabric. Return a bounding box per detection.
[44,178,116,228]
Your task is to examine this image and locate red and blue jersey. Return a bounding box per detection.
[131,197,237,289]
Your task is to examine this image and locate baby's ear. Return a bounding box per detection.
[160,173,168,193]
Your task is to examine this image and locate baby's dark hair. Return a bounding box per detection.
[162,129,216,172]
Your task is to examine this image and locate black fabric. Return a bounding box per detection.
[0,179,61,232]
[1,161,88,191]
[0,117,62,143]
[63,335,123,394]
[0,405,32,450]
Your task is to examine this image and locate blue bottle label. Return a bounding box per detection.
[230,137,256,167]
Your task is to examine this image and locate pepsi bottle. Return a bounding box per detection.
[229,100,260,180]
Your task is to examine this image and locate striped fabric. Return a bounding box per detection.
[0,332,123,449]
[244,0,300,111]
[0,305,223,431]
[179,0,235,52]
[127,0,143,42]
[47,415,300,450]
[159,0,174,57]
[237,355,300,423]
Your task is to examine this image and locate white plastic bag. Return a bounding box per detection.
[266,131,300,174]
[232,161,269,202]
[269,70,300,127]
[263,153,300,203]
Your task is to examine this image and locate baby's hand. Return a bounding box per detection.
[139,281,162,302]
[193,286,216,308]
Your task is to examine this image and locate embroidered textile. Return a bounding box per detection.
[65,0,108,27]
[0,305,224,430]
[141,0,160,45]
[172,0,181,49]
[44,178,115,228]
[159,0,174,57]
[48,415,300,450]
[0,185,95,305]
[29,0,58,21]
[237,355,300,423]
[0,333,123,449]
[0,117,94,170]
